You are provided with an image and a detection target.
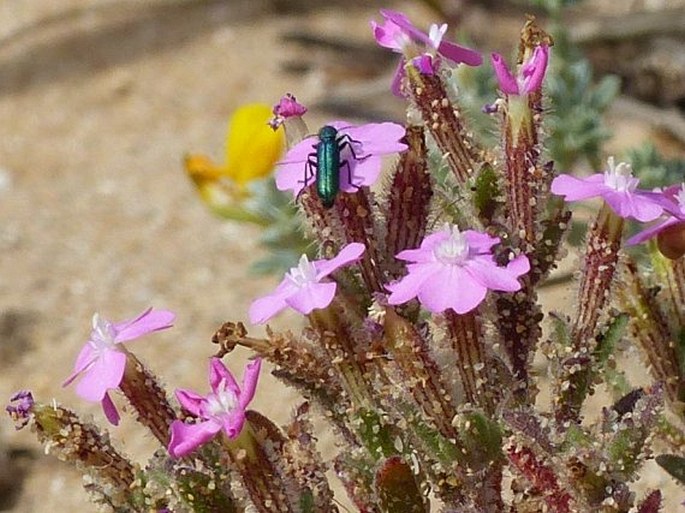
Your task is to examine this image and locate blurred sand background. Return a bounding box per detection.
[0,0,683,510]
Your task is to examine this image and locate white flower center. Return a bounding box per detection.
[433,226,469,265]
[603,157,637,192]
[286,254,318,287]
[393,31,414,53]
[676,184,685,213]
[206,379,238,418]
[90,313,117,351]
[428,23,447,50]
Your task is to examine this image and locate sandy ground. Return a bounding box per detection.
[0,1,682,511]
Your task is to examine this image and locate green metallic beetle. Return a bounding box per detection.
[302,125,363,208]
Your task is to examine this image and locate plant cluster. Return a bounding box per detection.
[7,8,685,513]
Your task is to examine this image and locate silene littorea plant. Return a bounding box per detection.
[8,8,685,513]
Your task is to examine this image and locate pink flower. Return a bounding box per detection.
[627,183,685,245]
[275,121,407,197]
[63,308,175,426]
[168,358,261,458]
[269,93,307,130]
[387,225,530,314]
[249,243,365,324]
[7,390,34,430]
[371,9,482,96]
[273,93,307,119]
[491,45,549,95]
[550,157,671,222]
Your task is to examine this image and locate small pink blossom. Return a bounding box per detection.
[627,183,685,245]
[269,93,307,130]
[168,358,261,458]
[491,45,549,95]
[275,121,407,197]
[371,9,482,96]
[7,390,34,430]
[63,308,175,425]
[387,225,530,314]
[249,243,365,324]
[550,157,671,222]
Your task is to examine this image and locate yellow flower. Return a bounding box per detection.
[184,154,228,206]
[224,103,285,186]
[185,103,285,204]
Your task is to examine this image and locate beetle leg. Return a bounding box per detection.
[296,155,317,203]
[298,154,317,185]
[338,134,368,161]
[340,159,361,191]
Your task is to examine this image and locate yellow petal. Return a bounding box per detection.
[224,103,285,186]
[184,153,231,204]
[184,153,225,184]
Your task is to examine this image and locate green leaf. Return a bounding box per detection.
[625,143,685,190]
[455,412,502,470]
[594,313,628,366]
[678,328,685,382]
[402,403,461,466]
[299,490,315,513]
[548,312,572,349]
[175,468,238,513]
[656,454,685,484]
[357,409,400,461]
[473,163,500,222]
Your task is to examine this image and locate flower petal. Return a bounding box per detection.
[386,262,440,305]
[661,184,685,216]
[463,230,500,253]
[315,242,366,279]
[626,217,679,246]
[248,295,289,324]
[101,392,120,426]
[412,54,436,75]
[550,173,606,201]
[285,281,338,315]
[221,408,247,439]
[224,103,285,186]
[248,279,298,325]
[394,246,435,263]
[379,9,430,46]
[341,123,407,156]
[63,343,97,387]
[464,254,529,292]
[73,342,97,372]
[340,156,381,192]
[175,388,208,417]
[279,136,319,163]
[273,93,307,119]
[418,265,487,314]
[438,40,482,67]
[507,253,532,276]
[520,45,549,94]
[491,53,519,95]
[114,308,175,343]
[275,137,319,194]
[239,358,262,409]
[75,349,127,402]
[395,229,451,263]
[370,18,405,52]
[647,189,685,217]
[603,190,665,222]
[325,120,354,132]
[209,358,241,398]
[168,419,222,458]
